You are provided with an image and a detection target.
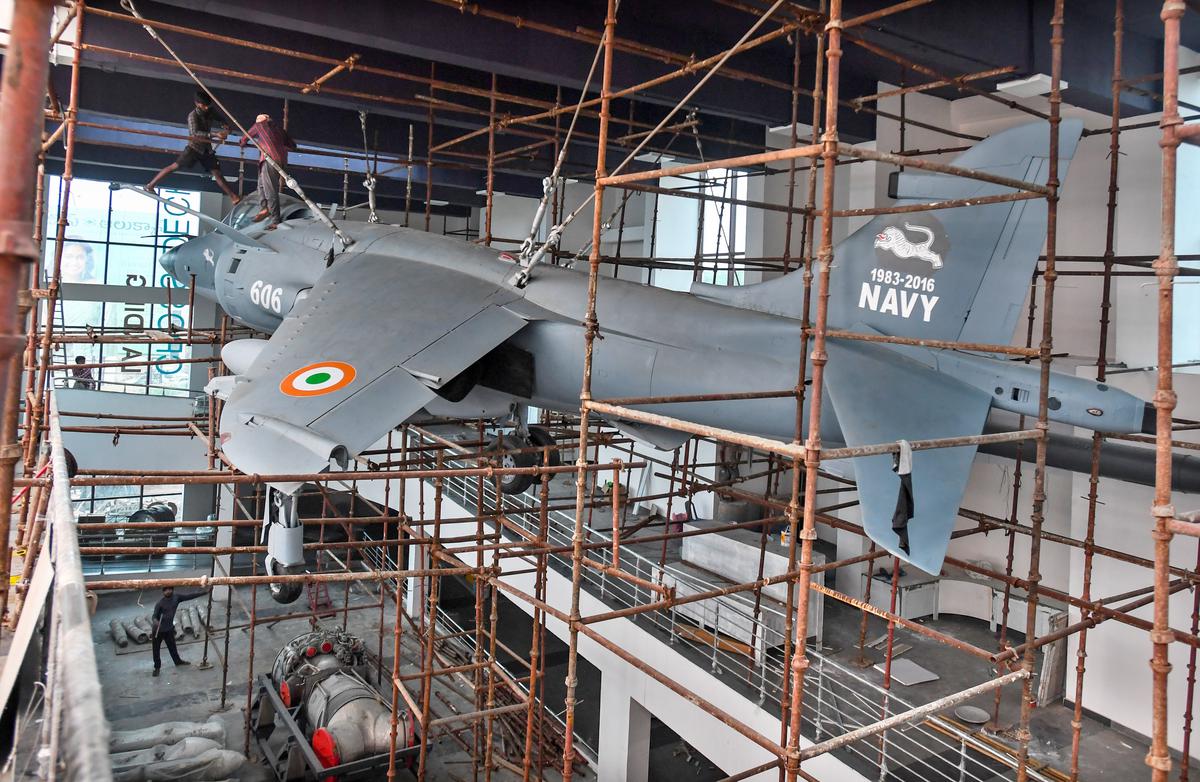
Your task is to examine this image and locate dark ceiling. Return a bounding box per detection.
[21,0,1188,213]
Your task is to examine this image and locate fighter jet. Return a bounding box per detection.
[134,120,1163,603]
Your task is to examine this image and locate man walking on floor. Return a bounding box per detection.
[145,90,241,204]
[151,585,208,676]
[240,113,297,230]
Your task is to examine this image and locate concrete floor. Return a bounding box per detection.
[87,582,593,782]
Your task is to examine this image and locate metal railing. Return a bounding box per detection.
[5,394,114,780]
[416,429,1058,782]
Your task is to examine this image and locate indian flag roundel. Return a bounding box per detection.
[280,361,357,397]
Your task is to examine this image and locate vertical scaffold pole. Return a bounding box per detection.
[785,2,841,780]
[562,1,617,778]
[25,1,84,476]
[1070,2,1123,778]
[1016,2,1064,779]
[0,0,57,625]
[1148,3,1185,780]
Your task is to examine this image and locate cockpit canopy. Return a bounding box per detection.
[225,194,313,230]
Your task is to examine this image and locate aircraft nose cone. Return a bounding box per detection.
[159,244,180,278]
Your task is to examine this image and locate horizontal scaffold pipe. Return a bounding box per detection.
[86,566,474,591]
[15,460,643,487]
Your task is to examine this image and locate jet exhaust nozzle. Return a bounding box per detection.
[1141,403,1157,435]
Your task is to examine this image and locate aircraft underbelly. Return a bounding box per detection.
[509,321,843,444]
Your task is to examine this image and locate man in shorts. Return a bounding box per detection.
[146,90,241,204]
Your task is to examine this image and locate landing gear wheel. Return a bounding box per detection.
[489,434,537,496]
[527,426,561,466]
[267,559,305,604]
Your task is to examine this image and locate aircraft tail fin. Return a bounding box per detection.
[691,120,1083,347]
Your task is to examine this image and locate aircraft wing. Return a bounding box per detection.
[218,253,525,481]
[823,336,991,574]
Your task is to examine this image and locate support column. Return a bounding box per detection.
[598,683,651,782]
[212,520,233,603]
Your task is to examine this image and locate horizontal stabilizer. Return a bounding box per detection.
[824,337,991,573]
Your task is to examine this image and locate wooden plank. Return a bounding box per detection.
[674,622,753,657]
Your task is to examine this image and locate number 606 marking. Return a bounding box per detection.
[249,279,283,314]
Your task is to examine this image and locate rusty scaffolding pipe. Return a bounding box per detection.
[1148,3,1185,779]
[0,0,57,624]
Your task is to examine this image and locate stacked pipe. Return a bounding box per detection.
[108,609,210,648]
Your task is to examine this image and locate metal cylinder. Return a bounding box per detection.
[306,672,414,766]
[109,619,129,648]
[268,629,415,768]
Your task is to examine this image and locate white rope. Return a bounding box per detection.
[120,0,356,250]
[359,110,379,223]
[511,0,617,277]
[510,0,787,288]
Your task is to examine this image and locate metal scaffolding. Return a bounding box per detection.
[0,0,1196,780]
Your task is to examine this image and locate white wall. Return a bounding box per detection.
[57,388,207,472]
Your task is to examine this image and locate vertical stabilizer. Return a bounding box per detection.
[691,120,1083,347]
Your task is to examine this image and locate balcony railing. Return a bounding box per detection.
[2,393,114,780]
[415,428,1058,782]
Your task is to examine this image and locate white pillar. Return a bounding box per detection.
[212,490,234,603]
[598,683,651,782]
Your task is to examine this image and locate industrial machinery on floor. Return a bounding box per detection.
[251,628,418,780]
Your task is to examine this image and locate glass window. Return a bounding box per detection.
[148,305,191,393]
[105,245,156,286]
[59,299,103,330]
[43,176,199,396]
[48,178,112,243]
[44,239,106,285]
[699,168,747,287]
[107,186,159,245]
[101,343,151,391]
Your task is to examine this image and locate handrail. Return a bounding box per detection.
[45,392,115,779]
[412,428,1058,782]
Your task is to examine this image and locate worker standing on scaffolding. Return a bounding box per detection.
[150,585,208,676]
[145,90,241,204]
[240,113,297,230]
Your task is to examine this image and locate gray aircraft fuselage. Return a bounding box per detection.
[164,200,1147,452]
[147,118,1188,585]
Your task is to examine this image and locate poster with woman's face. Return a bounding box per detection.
[61,242,100,284]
